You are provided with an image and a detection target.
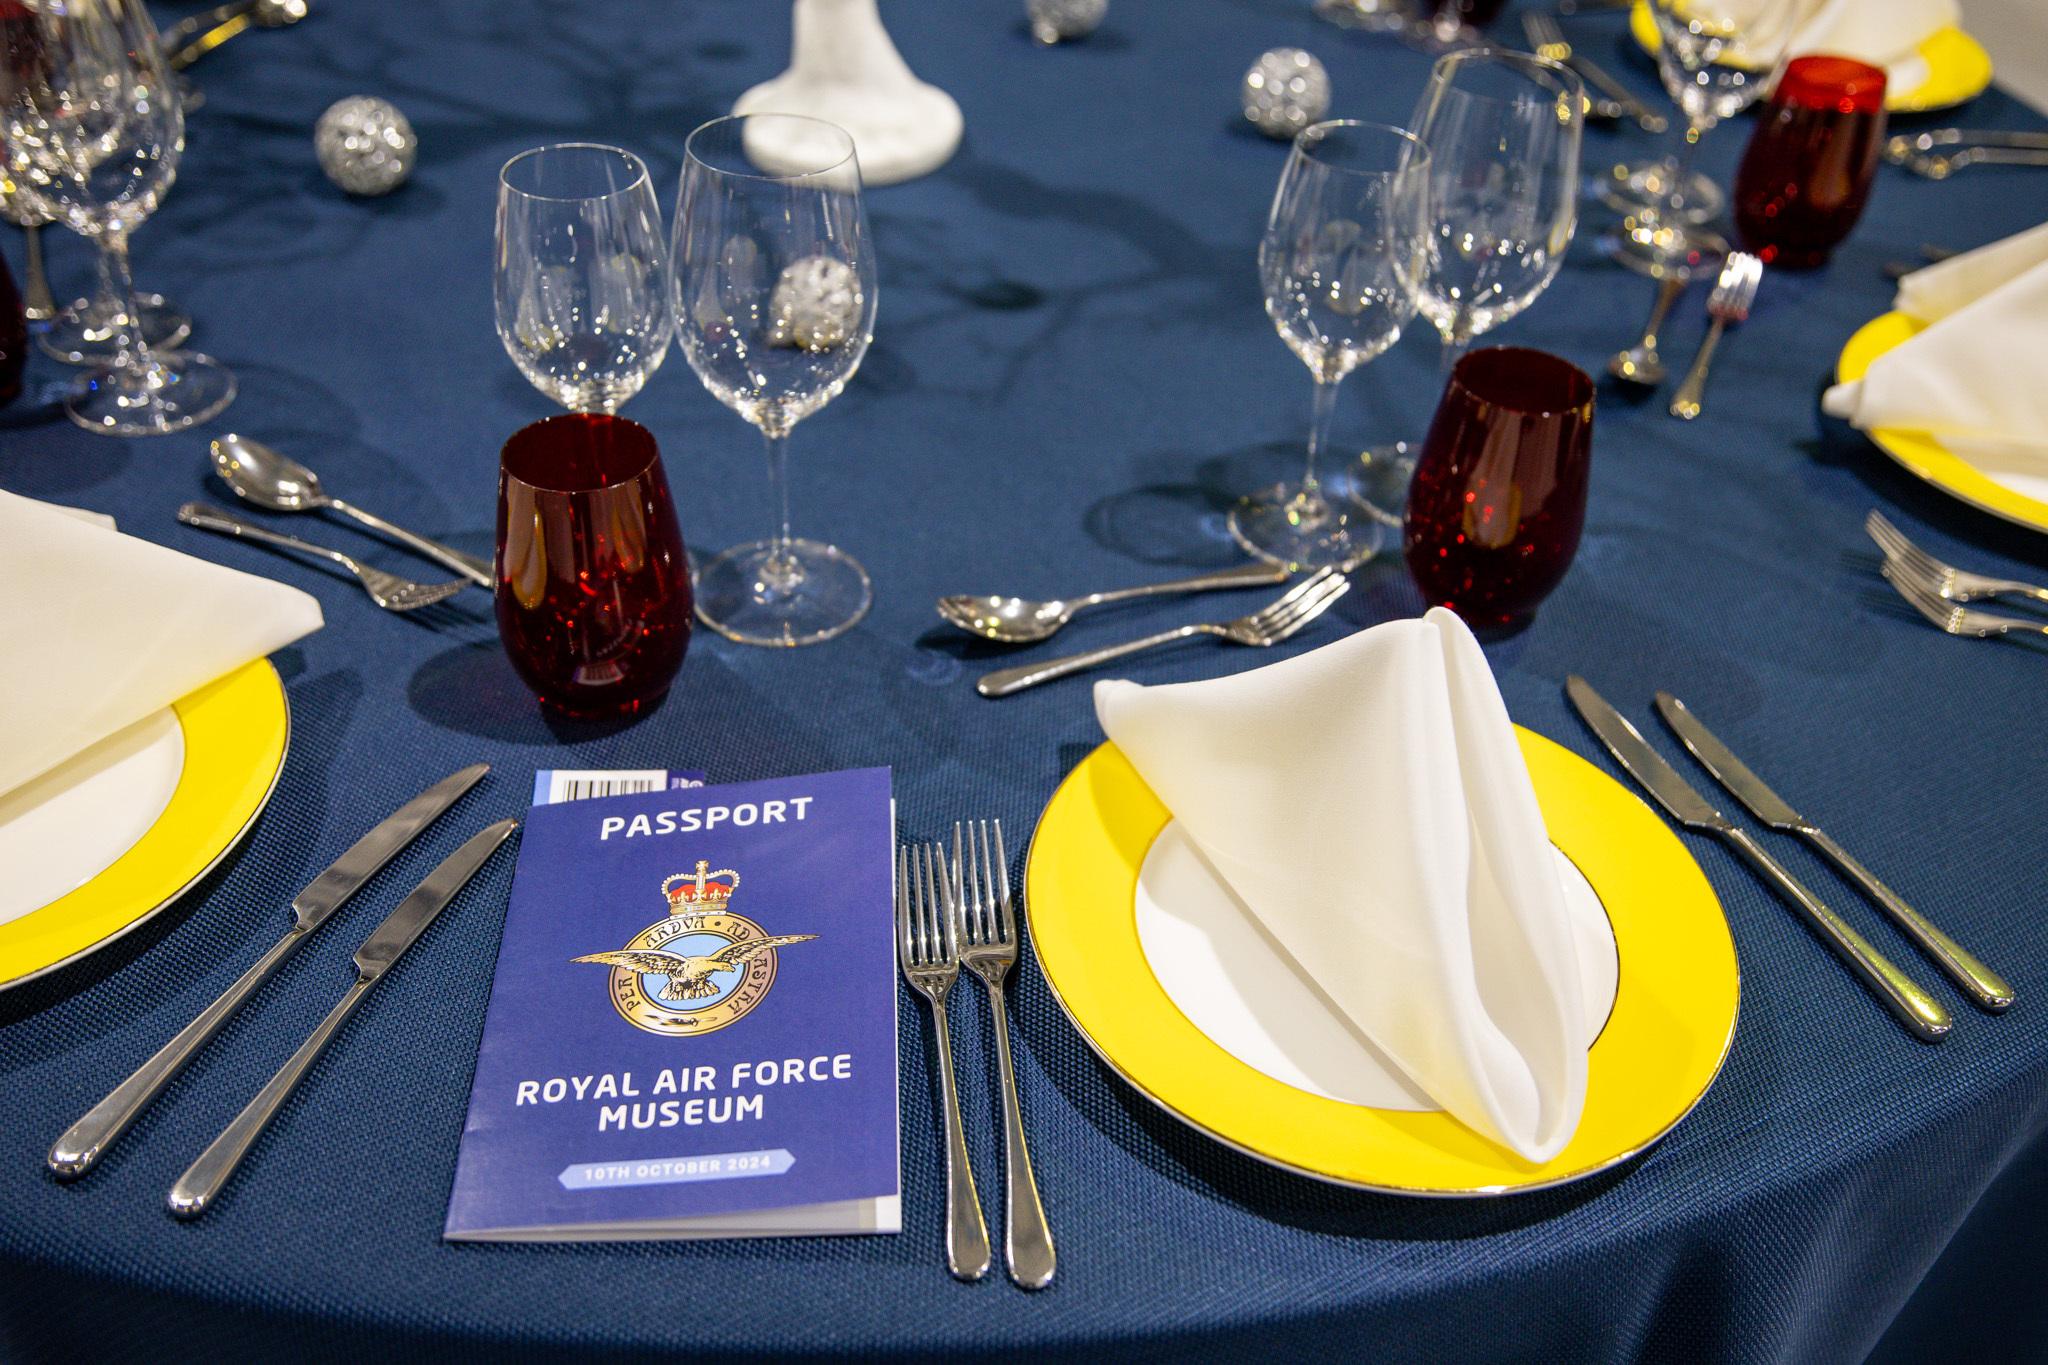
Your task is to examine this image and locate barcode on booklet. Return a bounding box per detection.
[533,769,707,806]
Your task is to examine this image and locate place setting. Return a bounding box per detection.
[2,0,2046,1355]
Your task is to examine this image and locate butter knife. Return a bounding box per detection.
[1566,678,1951,1043]
[1655,693,2013,1013]
[169,819,517,1218]
[48,764,489,1181]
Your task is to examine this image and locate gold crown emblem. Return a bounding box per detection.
[663,860,739,913]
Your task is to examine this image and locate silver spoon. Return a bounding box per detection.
[939,561,1291,644]
[1608,229,1728,388]
[211,434,494,589]
[165,0,308,70]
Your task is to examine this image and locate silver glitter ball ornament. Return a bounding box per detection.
[315,96,417,197]
[1241,49,1331,140]
[768,255,862,352]
[1027,0,1107,45]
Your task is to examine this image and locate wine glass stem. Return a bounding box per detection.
[1301,375,1340,502]
[1665,121,1708,218]
[761,427,802,591]
[97,228,156,373]
[1440,333,1471,377]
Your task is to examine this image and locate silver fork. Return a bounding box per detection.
[1670,251,1762,421]
[178,502,466,612]
[896,841,991,1283]
[955,820,1055,1291]
[976,564,1352,697]
[1867,510,2048,607]
[1884,561,2048,643]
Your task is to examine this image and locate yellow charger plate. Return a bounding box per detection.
[1026,729,1739,1195]
[1838,311,2048,534]
[0,660,289,990]
[1628,2,1993,114]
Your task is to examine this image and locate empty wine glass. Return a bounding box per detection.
[495,143,671,413]
[1619,0,1798,262]
[0,0,234,435]
[1231,121,1432,571]
[1412,48,1583,370]
[672,114,877,648]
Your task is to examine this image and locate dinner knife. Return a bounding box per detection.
[47,763,490,1181]
[168,818,518,1219]
[1655,693,2014,1013]
[1564,677,1952,1043]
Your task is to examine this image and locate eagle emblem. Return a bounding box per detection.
[574,862,816,1036]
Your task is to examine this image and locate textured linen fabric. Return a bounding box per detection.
[3,0,2048,1360]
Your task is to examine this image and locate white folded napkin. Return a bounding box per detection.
[1823,223,2048,470]
[1785,0,1956,87]
[1094,607,1587,1162]
[0,489,324,800]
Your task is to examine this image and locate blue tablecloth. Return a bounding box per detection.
[5,1,2048,1359]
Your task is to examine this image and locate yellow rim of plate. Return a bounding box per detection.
[0,660,289,990]
[1838,311,2048,534]
[1628,3,1992,113]
[1025,729,1740,1195]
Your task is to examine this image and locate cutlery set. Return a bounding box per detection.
[180,435,489,612]
[1607,240,1764,422]
[1886,129,2048,180]
[948,563,1353,696]
[47,767,513,1216]
[1568,678,2011,1041]
[1871,511,2048,646]
[898,821,1054,1289]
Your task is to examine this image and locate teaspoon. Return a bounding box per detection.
[939,562,1290,645]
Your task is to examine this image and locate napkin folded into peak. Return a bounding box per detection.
[1095,606,1586,1163]
[1823,223,2048,470]
[0,489,324,800]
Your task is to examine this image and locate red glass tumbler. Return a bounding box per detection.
[1733,55,1888,269]
[496,413,692,717]
[1403,346,1594,631]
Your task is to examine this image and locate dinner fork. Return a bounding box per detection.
[896,841,991,1282]
[178,502,467,612]
[1670,252,1762,421]
[1884,562,2048,644]
[1867,510,2048,607]
[955,820,1055,1291]
[975,564,1352,697]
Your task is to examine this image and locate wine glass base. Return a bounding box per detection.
[40,292,192,365]
[65,352,237,437]
[1228,473,1386,571]
[1602,161,1723,224]
[1353,440,1418,528]
[693,537,872,647]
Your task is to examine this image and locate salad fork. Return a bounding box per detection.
[178,502,466,612]
[896,841,991,1282]
[1885,562,2048,644]
[1669,252,1762,421]
[976,564,1352,697]
[1867,510,2048,607]
[955,819,1055,1291]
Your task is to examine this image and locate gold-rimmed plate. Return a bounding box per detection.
[0,660,289,990]
[1025,729,1739,1195]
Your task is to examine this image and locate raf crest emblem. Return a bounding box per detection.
[572,861,816,1037]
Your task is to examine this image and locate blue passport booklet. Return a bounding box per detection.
[444,767,900,1242]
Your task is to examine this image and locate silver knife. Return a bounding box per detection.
[48,763,490,1181]
[1564,677,1951,1043]
[1522,12,1668,134]
[168,819,518,1218]
[1655,693,2013,1013]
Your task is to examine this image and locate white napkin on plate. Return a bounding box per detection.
[1094,606,1586,1163]
[1823,223,2048,470]
[0,489,324,800]
[1786,0,1956,86]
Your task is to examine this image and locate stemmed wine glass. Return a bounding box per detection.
[672,114,877,648]
[0,0,234,436]
[1617,0,1797,262]
[495,143,671,414]
[1230,120,1432,571]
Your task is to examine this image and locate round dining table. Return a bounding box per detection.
[3,0,2047,1359]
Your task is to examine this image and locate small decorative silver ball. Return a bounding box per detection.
[1242,49,1332,140]
[1026,0,1107,45]
[314,96,417,197]
[768,256,862,352]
